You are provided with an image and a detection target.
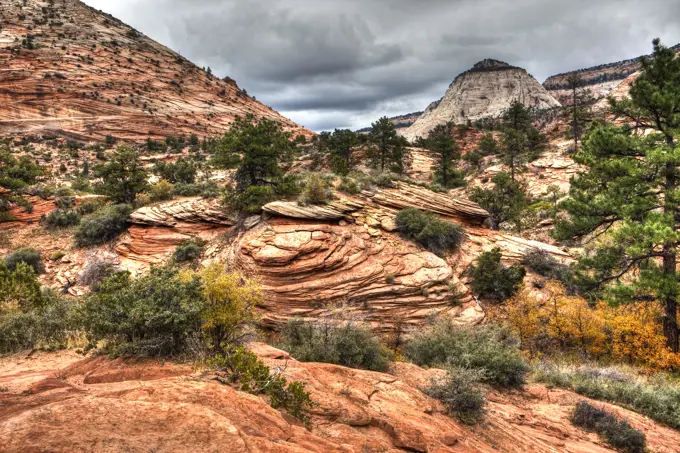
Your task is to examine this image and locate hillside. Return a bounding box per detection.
[0,0,310,142]
[543,43,680,103]
[356,111,423,134]
[403,59,561,141]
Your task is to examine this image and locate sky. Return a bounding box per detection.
[83,0,680,132]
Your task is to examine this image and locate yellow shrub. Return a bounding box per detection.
[198,264,262,349]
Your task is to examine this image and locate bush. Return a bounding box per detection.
[147,180,174,203]
[4,247,44,273]
[78,255,116,287]
[570,401,646,453]
[280,317,393,372]
[152,158,198,184]
[0,262,43,311]
[534,364,680,429]
[396,208,465,257]
[173,181,219,198]
[0,292,81,354]
[227,185,277,214]
[74,204,132,248]
[300,174,330,205]
[522,248,576,292]
[469,248,525,301]
[54,196,76,210]
[404,320,528,388]
[424,366,487,424]
[41,209,81,229]
[83,267,205,357]
[173,238,206,263]
[75,198,107,216]
[206,346,313,425]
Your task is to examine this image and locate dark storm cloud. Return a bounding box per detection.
[85,0,680,131]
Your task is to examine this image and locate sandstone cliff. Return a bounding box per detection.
[0,0,311,142]
[403,60,561,141]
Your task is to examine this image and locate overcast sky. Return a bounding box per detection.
[84,0,680,132]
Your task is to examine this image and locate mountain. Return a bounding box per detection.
[355,111,423,134]
[0,0,310,142]
[403,59,561,141]
[543,43,680,104]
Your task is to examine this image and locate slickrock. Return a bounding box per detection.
[404,59,561,141]
[2,345,679,453]
[262,199,365,220]
[231,219,480,330]
[364,181,489,225]
[0,0,311,142]
[128,197,236,227]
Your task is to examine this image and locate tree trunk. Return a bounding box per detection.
[663,157,679,352]
[572,85,578,150]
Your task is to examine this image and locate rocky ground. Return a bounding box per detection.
[1,343,679,453]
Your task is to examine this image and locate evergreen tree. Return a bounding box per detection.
[93,147,148,204]
[368,117,406,173]
[328,129,359,176]
[563,75,596,150]
[426,122,462,188]
[470,171,530,231]
[477,132,499,156]
[555,39,680,352]
[502,100,531,132]
[0,146,43,211]
[500,129,529,181]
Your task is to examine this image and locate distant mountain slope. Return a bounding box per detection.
[543,43,680,104]
[355,111,423,134]
[403,59,560,141]
[0,0,311,142]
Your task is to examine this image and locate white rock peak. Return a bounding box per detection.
[403,59,561,141]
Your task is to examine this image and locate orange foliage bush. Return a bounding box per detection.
[507,282,680,370]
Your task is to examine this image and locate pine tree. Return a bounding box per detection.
[477,132,499,156]
[426,122,461,188]
[555,39,680,352]
[328,129,359,176]
[93,147,149,204]
[368,117,406,173]
[500,129,529,181]
[470,171,530,231]
[502,100,531,132]
[563,75,595,150]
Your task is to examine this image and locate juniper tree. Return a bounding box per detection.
[470,171,530,231]
[555,39,680,352]
[368,117,407,173]
[426,122,462,188]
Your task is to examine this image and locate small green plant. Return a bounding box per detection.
[4,248,44,273]
[41,209,81,229]
[206,346,313,425]
[404,320,528,388]
[147,180,175,203]
[173,238,206,263]
[300,174,330,205]
[395,208,465,257]
[280,317,393,372]
[74,204,132,248]
[469,248,525,301]
[50,250,65,262]
[570,401,646,453]
[424,366,487,425]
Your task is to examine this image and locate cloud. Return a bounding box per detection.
[85,0,680,131]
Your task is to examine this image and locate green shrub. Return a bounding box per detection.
[227,185,277,214]
[173,181,219,198]
[152,158,198,184]
[0,262,43,311]
[570,401,646,453]
[147,180,175,203]
[280,317,393,372]
[522,248,576,292]
[41,209,81,229]
[0,293,81,354]
[75,198,107,216]
[78,255,116,288]
[54,196,76,210]
[395,208,465,257]
[424,366,487,424]
[173,238,206,263]
[74,204,132,248]
[82,267,205,357]
[300,174,331,205]
[534,364,680,429]
[469,248,525,301]
[404,320,528,388]
[206,346,313,425]
[4,247,44,273]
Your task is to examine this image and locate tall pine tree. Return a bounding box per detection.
[368,117,406,173]
[563,75,596,150]
[555,39,680,352]
[426,122,462,188]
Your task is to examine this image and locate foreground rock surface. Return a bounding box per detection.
[1,345,679,453]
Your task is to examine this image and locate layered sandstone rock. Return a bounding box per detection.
[0,0,311,142]
[2,345,680,453]
[404,60,561,141]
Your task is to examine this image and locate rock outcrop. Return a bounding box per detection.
[404,60,561,141]
[2,345,680,453]
[0,0,311,142]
